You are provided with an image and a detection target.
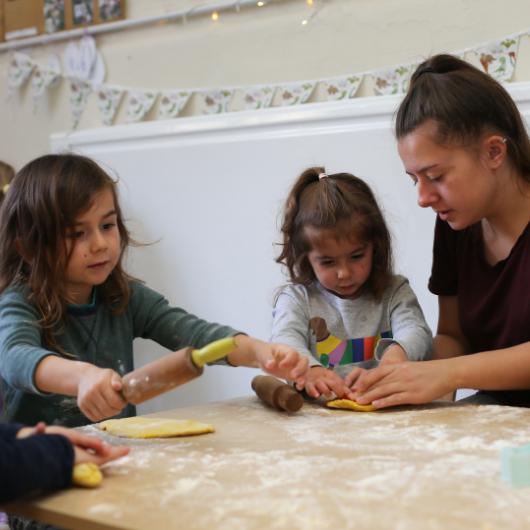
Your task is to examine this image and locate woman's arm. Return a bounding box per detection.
[351,295,530,407]
[351,341,530,409]
[432,295,469,360]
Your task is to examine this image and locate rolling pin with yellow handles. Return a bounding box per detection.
[121,337,237,405]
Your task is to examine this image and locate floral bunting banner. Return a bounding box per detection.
[372,65,413,96]
[96,86,125,125]
[69,78,92,128]
[322,75,362,101]
[199,89,234,114]
[31,65,61,104]
[157,90,191,119]
[7,53,35,94]
[274,82,315,106]
[476,38,518,82]
[239,86,274,110]
[125,89,158,122]
[5,29,530,128]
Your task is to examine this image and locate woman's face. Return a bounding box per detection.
[397,120,505,230]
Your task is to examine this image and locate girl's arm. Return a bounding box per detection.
[375,277,432,362]
[35,356,127,422]
[0,423,73,503]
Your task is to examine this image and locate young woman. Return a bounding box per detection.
[352,54,530,408]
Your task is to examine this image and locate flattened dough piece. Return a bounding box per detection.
[326,399,376,412]
[72,462,103,488]
[98,417,215,438]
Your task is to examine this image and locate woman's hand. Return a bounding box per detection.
[77,365,128,422]
[351,360,455,409]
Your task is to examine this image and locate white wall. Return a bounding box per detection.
[50,83,530,412]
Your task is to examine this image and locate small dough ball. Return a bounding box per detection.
[72,462,103,488]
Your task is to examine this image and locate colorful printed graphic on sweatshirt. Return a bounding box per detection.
[309,316,392,368]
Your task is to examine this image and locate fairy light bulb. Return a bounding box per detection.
[211,11,219,21]
[257,1,265,6]
[306,0,314,5]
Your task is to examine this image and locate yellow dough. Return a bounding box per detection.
[72,462,103,488]
[326,399,377,412]
[98,417,215,438]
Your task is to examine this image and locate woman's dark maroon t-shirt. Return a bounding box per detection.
[429,217,530,406]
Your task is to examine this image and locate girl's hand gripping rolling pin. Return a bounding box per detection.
[121,337,237,404]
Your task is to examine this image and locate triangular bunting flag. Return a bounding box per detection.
[476,37,519,82]
[239,86,274,110]
[96,86,125,125]
[274,82,315,106]
[125,89,158,122]
[199,89,234,114]
[69,77,92,129]
[322,75,362,101]
[31,65,61,104]
[7,52,35,94]
[372,65,413,96]
[157,90,191,119]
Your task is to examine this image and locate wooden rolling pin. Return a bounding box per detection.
[251,375,304,413]
[121,337,237,405]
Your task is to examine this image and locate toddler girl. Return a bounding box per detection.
[272,167,432,399]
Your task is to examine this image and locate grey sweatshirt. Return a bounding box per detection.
[271,275,432,377]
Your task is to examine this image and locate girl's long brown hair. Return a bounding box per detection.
[276,167,393,299]
[0,154,133,355]
[396,54,530,184]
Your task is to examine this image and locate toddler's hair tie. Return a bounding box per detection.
[318,172,328,180]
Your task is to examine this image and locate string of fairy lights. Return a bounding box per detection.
[0,0,325,52]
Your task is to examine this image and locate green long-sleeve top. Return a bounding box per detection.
[0,281,238,427]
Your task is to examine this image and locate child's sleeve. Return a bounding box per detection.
[374,276,433,362]
[0,425,74,503]
[271,288,320,367]
[129,282,239,351]
[0,290,59,395]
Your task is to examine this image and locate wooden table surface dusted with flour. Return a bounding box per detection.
[5,397,530,530]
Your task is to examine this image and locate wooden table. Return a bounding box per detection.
[5,397,530,530]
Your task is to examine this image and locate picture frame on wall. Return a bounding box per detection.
[72,0,94,25]
[44,0,65,33]
[98,0,123,21]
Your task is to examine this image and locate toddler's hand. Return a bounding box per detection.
[44,426,130,466]
[77,366,128,422]
[380,344,409,366]
[256,341,308,387]
[304,366,350,399]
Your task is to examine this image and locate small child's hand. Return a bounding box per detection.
[16,421,47,439]
[228,335,308,386]
[44,426,130,466]
[259,343,309,387]
[304,366,350,399]
[77,366,128,422]
[380,344,409,366]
